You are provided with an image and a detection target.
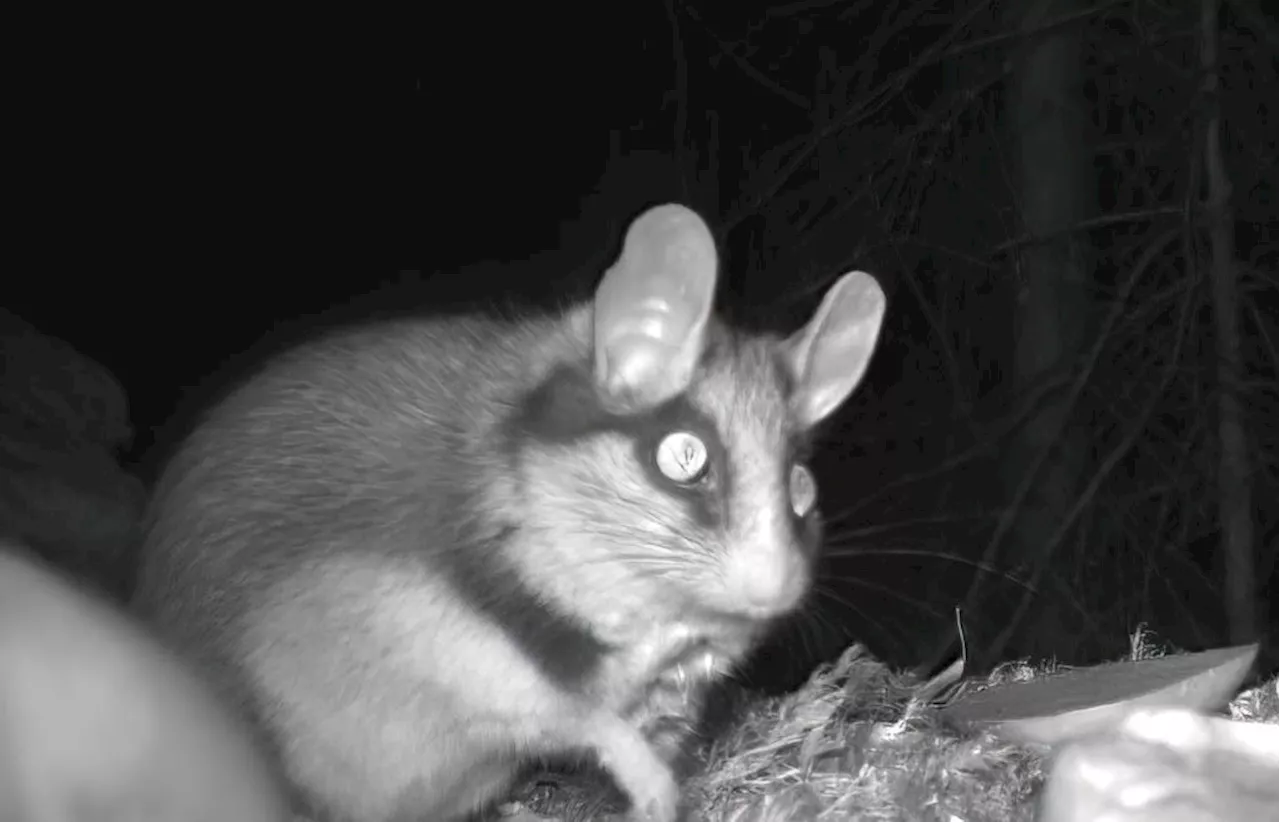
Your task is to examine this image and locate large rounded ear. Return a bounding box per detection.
[784,271,886,428]
[593,204,718,411]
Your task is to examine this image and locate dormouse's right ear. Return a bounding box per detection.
[784,270,886,429]
[592,203,718,412]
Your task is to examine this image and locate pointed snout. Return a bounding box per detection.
[721,540,812,620]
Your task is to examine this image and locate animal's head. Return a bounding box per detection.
[512,204,885,634]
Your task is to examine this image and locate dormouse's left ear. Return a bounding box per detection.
[592,204,718,412]
[783,271,886,428]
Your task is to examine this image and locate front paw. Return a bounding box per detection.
[624,769,679,822]
[585,712,681,822]
[615,745,679,822]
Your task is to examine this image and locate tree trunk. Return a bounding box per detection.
[1201,0,1255,644]
[994,0,1092,661]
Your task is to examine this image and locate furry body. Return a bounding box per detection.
[132,205,886,821]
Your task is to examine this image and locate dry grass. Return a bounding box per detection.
[500,639,1279,821]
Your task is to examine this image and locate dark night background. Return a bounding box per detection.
[6,3,1277,687]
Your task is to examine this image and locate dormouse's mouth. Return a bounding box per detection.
[698,585,809,627]
[678,608,776,655]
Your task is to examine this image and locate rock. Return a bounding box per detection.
[0,543,289,822]
[0,310,144,596]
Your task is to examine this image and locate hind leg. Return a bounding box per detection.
[273,707,525,822]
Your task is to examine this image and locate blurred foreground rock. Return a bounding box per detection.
[0,309,145,598]
[0,543,289,822]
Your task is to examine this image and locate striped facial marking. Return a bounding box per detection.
[509,324,823,632]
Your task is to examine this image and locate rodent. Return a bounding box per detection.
[130,203,887,822]
[0,541,288,822]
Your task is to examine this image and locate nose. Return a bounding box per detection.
[724,543,811,619]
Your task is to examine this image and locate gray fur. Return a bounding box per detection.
[132,204,885,822]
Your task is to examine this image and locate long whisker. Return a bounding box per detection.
[822,545,1035,592]
[809,585,907,647]
[818,576,949,620]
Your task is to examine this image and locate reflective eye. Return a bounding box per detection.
[655,431,709,484]
[789,463,817,517]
